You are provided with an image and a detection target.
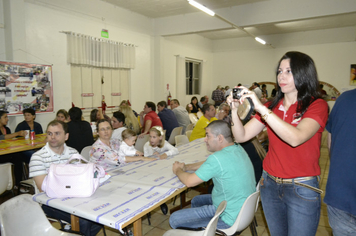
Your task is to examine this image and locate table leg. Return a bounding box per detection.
[133,218,142,236]
[71,214,80,231]
[169,191,191,214]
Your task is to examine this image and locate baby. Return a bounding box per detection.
[118,129,143,157]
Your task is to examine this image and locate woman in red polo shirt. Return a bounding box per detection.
[227,51,328,236]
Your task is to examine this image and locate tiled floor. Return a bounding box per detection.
[0,131,332,236]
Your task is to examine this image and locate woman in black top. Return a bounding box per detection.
[190,96,200,113]
[66,107,94,153]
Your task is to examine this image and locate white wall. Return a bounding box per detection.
[3,0,154,131]
[157,34,214,107]
[213,27,356,92]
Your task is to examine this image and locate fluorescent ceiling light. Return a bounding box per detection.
[255,37,266,45]
[188,0,215,16]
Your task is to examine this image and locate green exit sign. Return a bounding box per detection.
[101,29,109,38]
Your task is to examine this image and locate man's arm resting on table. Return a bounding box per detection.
[33,174,46,192]
[173,162,204,188]
[185,161,205,171]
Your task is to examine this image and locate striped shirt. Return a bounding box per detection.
[29,143,78,178]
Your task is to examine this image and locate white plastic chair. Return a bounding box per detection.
[0,194,80,236]
[135,134,149,152]
[219,191,260,236]
[175,135,189,147]
[186,123,194,132]
[189,113,199,125]
[19,178,40,195]
[0,163,14,196]
[163,200,227,236]
[197,111,203,119]
[80,145,92,161]
[168,126,183,145]
[186,130,193,140]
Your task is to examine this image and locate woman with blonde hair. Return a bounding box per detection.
[119,105,141,134]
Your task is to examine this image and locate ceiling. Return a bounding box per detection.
[100,0,356,40]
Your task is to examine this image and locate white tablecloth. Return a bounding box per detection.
[33,138,210,232]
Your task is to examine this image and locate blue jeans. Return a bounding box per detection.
[169,194,230,229]
[260,171,321,236]
[327,205,356,236]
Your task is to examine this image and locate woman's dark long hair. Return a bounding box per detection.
[268,51,320,116]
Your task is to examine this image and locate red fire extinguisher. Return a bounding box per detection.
[167,84,172,105]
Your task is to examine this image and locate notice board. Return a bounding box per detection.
[0,61,53,115]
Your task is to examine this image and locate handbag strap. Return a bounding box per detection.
[94,165,106,178]
[66,154,88,164]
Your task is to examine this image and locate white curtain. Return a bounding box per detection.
[66,32,136,69]
[176,55,186,98]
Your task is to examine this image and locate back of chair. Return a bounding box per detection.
[189,113,198,125]
[80,146,92,161]
[135,134,149,152]
[203,200,227,236]
[185,130,193,140]
[168,126,183,145]
[0,194,77,236]
[220,191,260,235]
[197,111,203,119]
[0,163,13,196]
[175,135,189,147]
[186,123,194,132]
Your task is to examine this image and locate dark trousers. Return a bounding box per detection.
[42,205,102,236]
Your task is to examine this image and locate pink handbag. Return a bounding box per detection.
[42,154,105,198]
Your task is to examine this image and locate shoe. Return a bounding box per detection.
[160,203,168,215]
[19,187,29,193]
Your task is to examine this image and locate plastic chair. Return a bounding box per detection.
[135,134,149,152]
[163,200,227,236]
[186,130,193,140]
[186,123,194,132]
[19,178,40,195]
[168,126,183,145]
[219,191,260,236]
[197,111,203,119]
[0,163,14,197]
[189,113,199,125]
[175,135,189,147]
[80,146,92,161]
[0,194,81,236]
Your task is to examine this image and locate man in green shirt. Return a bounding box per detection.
[170,120,255,229]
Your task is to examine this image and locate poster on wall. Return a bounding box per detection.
[0,61,53,115]
[351,64,356,86]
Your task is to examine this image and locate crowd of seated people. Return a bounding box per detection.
[2,93,272,235]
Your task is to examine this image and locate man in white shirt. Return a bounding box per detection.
[111,111,127,141]
[170,99,191,134]
[29,120,102,236]
[252,82,262,99]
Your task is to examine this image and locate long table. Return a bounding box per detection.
[0,133,47,155]
[33,138,210,236]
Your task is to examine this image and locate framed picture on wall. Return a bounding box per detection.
[351,64,356,86]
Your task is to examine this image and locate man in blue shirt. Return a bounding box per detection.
[325,89,356,235]
[169,120,255,229]
[157,101,179,140]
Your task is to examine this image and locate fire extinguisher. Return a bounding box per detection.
[167,84,172,105]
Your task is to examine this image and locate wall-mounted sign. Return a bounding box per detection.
[101,29,109,38]
[111,92,121,96]
[0,61,53,115]
[81,93,94,97]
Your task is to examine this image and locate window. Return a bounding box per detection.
[185,60,201,95]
